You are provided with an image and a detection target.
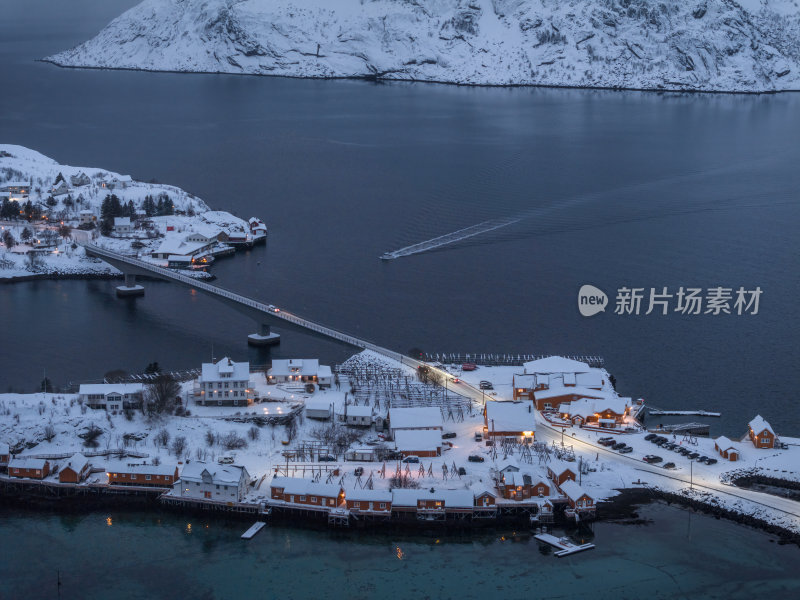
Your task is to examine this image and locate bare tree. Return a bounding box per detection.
[43,423,56,442]
[220,431,247,451]
[144,374,180,416]
[170,435,187,457]
[154,428,170,448]
[248,426,260,442]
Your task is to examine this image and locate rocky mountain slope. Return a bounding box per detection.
[45,0,800,92]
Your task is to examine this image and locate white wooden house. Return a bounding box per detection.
[175,462,250,502]
[345,404,372,427]
[195,357,253,406]
[78,383,144,411]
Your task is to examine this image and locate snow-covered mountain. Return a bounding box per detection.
[45,0,800,92]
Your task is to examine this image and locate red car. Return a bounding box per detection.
[462,363,477,371]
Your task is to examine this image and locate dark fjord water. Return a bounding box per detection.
[0,503,798,600]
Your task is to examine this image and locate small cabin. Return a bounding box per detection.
[500,471,550,500]
[547,464,577,490]
[108,464,179,487]
[0,442,9,466]
[8,458,50,479]
[474,490,497,508]
[59,453,90,483]
[270,477,344,508]
[560,480,595,517]
[714,436,739,461]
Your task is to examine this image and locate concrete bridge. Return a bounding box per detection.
[83,243,396,349]
[82,243,491,405]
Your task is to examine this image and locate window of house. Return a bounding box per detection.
[311,496,317,503]
[300,496,306,502]
[329,499,334,505]
[353,501,360,508]
[761,437,770,444]
[379,503,386,509]
[145,475,151,480]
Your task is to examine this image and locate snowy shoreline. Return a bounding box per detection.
[37,59,800,96]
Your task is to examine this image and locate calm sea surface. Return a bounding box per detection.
[1,0,799,596]
[0,503,797,600]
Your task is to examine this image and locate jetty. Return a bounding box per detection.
[534,533,595,557]
[241,521,266,539]
[649,409,720,417]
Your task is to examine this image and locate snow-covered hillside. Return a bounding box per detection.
[45,0,800,92]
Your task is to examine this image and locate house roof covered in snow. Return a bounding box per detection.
[114,217,130,227]
[485,401,536,433]
[9,457,48,470]
[560,480,591,502]
[271,477,342,498]
[512,374,537,389]
[523,356,591,375]
[534,385,607,401]
[305,397,333,412]
[63,453,89,474]
[394,429,442,452]
[201,357,249,382]
[78,383,144,396]
[269,359,326,377]
[714,436,737,451]
[391,488,474,508]
[109,463,178,476]
[181,462,248,485]
[0,442,9,454]
[153,235,211,257]
[560,396,630,418]
[749,415,774,436]
[388,407,443,430]
[346,489,392,502]
[346,405,372,418]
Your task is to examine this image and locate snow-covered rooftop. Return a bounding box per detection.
[523,356,591,375]
[388,407,443,430]
[201,357,249,382]
[271,476,342,498]
[394,429,442,452]
[715,436,738,451]
[181,462,247,485]
[485,401,536,433]
[749,415,775,436]
[534,385,608,401]
[63,453,89,474]
[346,405,372,417]
[78,383,144,396]
[560,479,592,502]
[269,359,323,377]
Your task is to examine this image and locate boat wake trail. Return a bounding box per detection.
[380,216,520,260]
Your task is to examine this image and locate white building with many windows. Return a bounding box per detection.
[174,462,250,502]
[267,359,332,388]
[195,357,253,406]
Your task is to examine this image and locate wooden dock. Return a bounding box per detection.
[534,533,595,557]
[241,522,266,539]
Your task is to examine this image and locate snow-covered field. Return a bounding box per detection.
[45,0,800,92]
[0,144,254,279]
[3,350,798,533]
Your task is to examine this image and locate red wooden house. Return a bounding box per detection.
[748,415,776,449]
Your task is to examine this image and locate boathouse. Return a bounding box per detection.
[59,453,90,483]
[560,480,596,519]
[177,463,250,502]
[345,489,392,514]
[483,401,536,440]
[500,471,550,500]
[474,489,497,508]
[8,457,50,479]
[108,464,179,488]
[546,462,577,491]
[270,477,344,508]
[714,436,740,461]
[748,415,776,449]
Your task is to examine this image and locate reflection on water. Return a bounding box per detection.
[0,503,797,600]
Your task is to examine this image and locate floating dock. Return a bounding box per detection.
[241,522,266,539]
[649,410,721,417]
[534,533,595,557]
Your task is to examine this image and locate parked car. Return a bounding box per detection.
[618,446,633,454]
[402,456,420,463]
[663,462,677,469]
[703,458,718,465]
[643,455,663,464]
[612,442,628,450]
[687,452,700,459]
[385,451,403,460]
[679,448,692,456]
[663,443,677,450]
[318,455,336,462]
[696,456,709,462]
[479,381,493,390]
[474,432,483,442]
[354,467,364,476]
[598,436,614,442]
[462,363,477,371]
[644,433,658,441]
[599,439,616,447]
[458,467,467,476]
[654,438,668,446]
[468,455,485,463]
[442,432,457,439]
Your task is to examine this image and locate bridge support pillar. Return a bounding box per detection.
[247,322,280,347]
[116,273,145,297]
